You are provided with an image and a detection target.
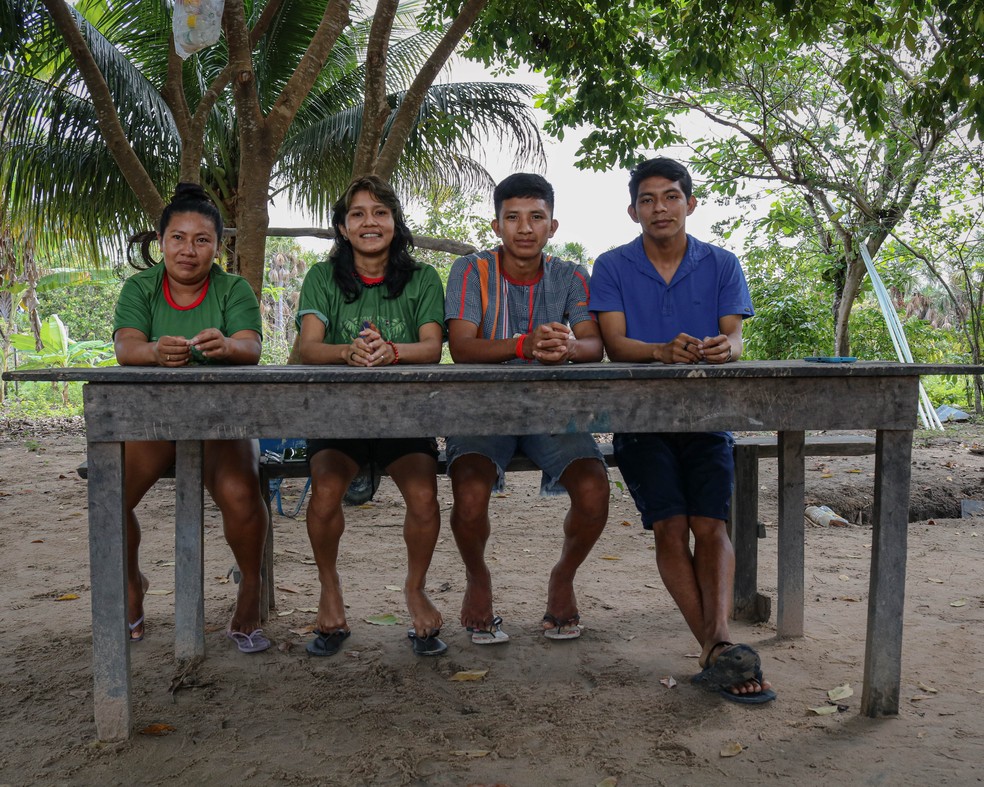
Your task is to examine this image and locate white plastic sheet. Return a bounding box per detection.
[172,0,224,60]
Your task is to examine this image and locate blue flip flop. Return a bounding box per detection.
[306,629,350,657]
[128,615,145,643]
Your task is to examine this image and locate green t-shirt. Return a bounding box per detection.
[113,263,262,364]
[296,260,445,345]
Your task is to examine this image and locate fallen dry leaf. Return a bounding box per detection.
[384,585,401,591]
[298,607,318,613]
[277,584,301,594]
[147,589,172,596]
[910,694,935,702]
[365,613,400,625]
[356,503,375,509]
[289,625,315,635]
[597,778,618,787]
[838,574,850,581]
[620,520,633,527]
[599,555,621,561]
[950,599,967,607]
[809,705,839,715]
[450,669,488,682]
[277,609,295,617]
[54,593,79,601]
[827,683,854,701]
[917,682,938,694]
[837,596,861,602]
[139,723,176,736]
[31,539,44,543]
[927,578,944,584]
[820,473,833,478]
[720,742,744,757]
[659,676,677,689]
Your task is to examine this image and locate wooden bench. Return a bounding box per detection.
[77,432,876,623]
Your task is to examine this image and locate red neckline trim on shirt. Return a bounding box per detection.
[497,248,545,287]
[163,272,210,310]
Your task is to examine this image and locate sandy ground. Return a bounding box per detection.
[1,418,983,786]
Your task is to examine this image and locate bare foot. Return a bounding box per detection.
[127,572,150,641]
[405,583,443,637]
[313,572,349,634]
[459,568,494,630]
[543,566,578,631]
[229,573,263,635]
[702,642,773,695]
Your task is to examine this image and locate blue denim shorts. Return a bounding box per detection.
[613,432,735,527]
[445,433,604,496]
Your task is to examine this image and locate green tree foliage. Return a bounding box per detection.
[457,0,984,162]
[0,0,545,295]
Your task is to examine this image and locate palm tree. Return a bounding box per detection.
[0,0,544,292]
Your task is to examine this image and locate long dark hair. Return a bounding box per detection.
[127,183,223,269]
[329,175,418,303]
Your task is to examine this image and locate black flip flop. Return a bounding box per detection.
[407,629,447,656]
[691,642,776,704]
[306,629,350,657]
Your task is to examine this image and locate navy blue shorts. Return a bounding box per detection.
[307,437,438,473]
[613,432,734,528]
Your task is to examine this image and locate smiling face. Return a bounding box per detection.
[492,196,558,268]
[629,175,697,245]
[159,210,219,287]
[339,189,396,262]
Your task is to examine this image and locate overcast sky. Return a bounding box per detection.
[268,59,737,261]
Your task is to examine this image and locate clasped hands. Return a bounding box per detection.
[661,332,733,364]
[529,321,577,365]
[346,322,395,367]
[157,328,229,366]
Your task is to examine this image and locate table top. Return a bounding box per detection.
[3,359,979,384]
[10,360,971,442]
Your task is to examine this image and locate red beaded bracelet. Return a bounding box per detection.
[515,333,528,360]
[386,341,399,364]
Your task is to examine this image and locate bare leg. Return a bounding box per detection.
[387,453,442,637]
[305,449,359,633]
[123,440,177,639]
[543,458,609,628]
[448,454,498,630]
[653,514,769,694]
[205,439,268,635]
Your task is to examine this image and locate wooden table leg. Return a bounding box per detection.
[777,430,805,637]
[86,440,131,741]
[174,440,205,660]
[732,444,770,622]
[861,429,913,716]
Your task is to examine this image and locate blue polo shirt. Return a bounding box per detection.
[590,235,753,341]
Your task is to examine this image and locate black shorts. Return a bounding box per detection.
[306,437,439,473]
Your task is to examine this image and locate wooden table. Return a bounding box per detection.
[2,360,951,739]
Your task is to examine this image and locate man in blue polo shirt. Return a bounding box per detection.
[590,157,775,704]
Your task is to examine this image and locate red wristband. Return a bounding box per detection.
[515,333,528,360]
[386,341,399,364]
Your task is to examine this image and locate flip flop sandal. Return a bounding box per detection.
[468,616,510,645]
[227,628,272,654]
[691,642,760,688]
[542,613,582,640]
[691,642,776,704]
[408,629,448,656]
[306,629,350,657]
[128,615,145,643]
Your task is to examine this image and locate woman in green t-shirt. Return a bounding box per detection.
[297,175,446,657]
[113,183,270,654]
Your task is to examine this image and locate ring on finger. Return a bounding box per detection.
[683,342,690,352]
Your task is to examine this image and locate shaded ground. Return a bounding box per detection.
[1,419,983,785]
